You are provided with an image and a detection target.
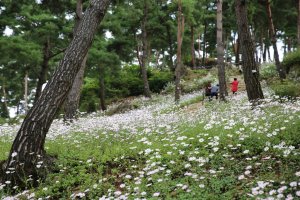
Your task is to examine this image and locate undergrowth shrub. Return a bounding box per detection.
[80,77,100,112]
[149,70,173,93]
[204,57,217,67]
[105,99,140,116]
[270,80,300,98]
[282,49,300,75]
[161,75,216,95]
[260,63,278,81]
[161,82,175,94]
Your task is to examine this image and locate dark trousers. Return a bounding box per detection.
[211,92,218,99]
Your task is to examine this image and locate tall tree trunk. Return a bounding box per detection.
[24,71,28,114]
[263,41,267,62]
[298,0,300,47]
[99,71,106,111]
[166,25,175,71]
[175,0,184,102]
[267,45,272,62]
[198,32,201,65]
[141,0,151,98]
[0,0,111,188]
[225,35,229,63]
[34,38,51,103]
[155,50,160,68]
[235,0,264,101]
[283,39,287,56]
[201,23,207,66]
[287,37,292,53]
[64,55,87,120]
[216,0,227,100]
[1,84,9,118]
[191,25,196,69]
[259,34,264,63]
[266,0,286,79]
[64,0,88,120]
[235,37,240,65]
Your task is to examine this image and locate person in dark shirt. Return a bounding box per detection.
[210,84,219,100]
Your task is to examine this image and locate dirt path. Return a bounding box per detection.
[227,74,246,92]
[183,74,246,113]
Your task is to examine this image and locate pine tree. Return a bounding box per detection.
[0,0,111,188]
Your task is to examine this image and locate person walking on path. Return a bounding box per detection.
[231,78,239,94]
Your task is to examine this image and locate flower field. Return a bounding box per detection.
[1,89,300,199]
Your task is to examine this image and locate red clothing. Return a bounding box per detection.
[231,80,239,92]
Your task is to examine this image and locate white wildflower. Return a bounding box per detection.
[290,181,297,187]
[243,150,249,154]
[153,192,160,197]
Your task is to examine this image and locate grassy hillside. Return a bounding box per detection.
[1,68,300,199]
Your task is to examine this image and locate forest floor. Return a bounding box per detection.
[1,70,300,199]
[184,74,246,114]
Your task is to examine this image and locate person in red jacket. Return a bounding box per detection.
[231,78,239,94]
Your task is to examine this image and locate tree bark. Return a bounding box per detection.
[235,0,264,101]
[99,72,106,111]
[191,25,196,69]
[34,38,51,103]
[263,41,267,62]
[0,0,111,188]
[64,55,87,120]
[1,84,9,118]
[298,0,300,47]
[216,0,227,101]
[235,37,240,65]
[265,0,286,79]
[64,0,88,120]
[24,71,28,114]
[141,0,151,98]
[259,34,264,63]
[201,23,207,66]
[198,33,201,65]
[286,37,292,53]
[175,0,184,102]
[34,39,65,103]
[166,24,175,71]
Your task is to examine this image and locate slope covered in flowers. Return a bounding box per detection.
[0,89,300,199]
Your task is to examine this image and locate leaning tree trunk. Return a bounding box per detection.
[64,55,87,120]
[175,0,184,102]
[64,0,88,120]
[141,0,151,98]
[266,0,286,79]
[0,0,111,188]
[235,0,264,101]
[298,0,300,47]
[216,0,227,101]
